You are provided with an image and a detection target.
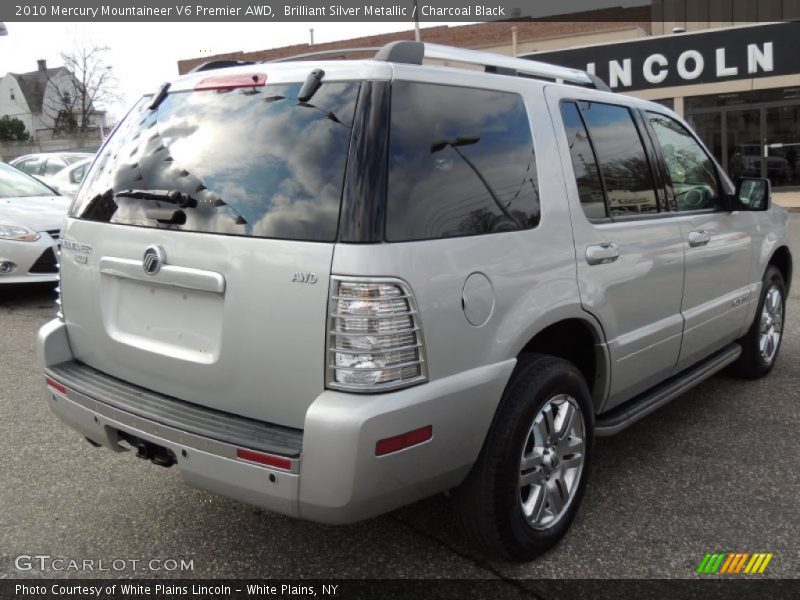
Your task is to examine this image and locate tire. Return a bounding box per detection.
[454,353,593,561]
[730,265,786,379]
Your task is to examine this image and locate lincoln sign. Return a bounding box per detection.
[527,22,800,92]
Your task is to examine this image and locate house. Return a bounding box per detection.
[0,59,106,141]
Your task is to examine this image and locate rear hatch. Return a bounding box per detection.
[59,68,363,429]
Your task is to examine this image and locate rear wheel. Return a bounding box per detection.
[731,266,786,379]
[455,354,593,561]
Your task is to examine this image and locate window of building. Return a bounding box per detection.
[579,101,659,216]
[648,112,722,211]
[560,101,606,219]
[386,81,540,241]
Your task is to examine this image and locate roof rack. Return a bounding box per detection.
[189,59,256,73]
[268,47,381,63]
[374,41,610,92]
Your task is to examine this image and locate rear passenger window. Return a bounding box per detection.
[560,102,606,220]
[386,82,540,241]
[580,102,658,216]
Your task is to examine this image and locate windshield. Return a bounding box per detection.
[0,162,57,198]
[71,81,360,242]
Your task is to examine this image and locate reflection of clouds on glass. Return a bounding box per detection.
[72,83,359,241]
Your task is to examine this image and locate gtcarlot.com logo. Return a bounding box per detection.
[14,554,194,573]
[696,552,774,575]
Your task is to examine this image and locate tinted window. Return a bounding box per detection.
[386,82,540,241]
[72,82,360,242]
[580,102,658,216]
[560,101,606,219]
[647,112,721,211]
[0,162,57,198]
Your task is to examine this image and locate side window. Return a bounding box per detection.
[43,158,66,176]
[560,101,606,219]
[647,112,722,212]
[71,163,87,184]
[580,102,659,216]
[386,82,540,241]
[16,157,43,176]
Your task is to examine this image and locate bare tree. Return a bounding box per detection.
[43,42,119,135]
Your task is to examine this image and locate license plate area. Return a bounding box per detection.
[100,275,223,364]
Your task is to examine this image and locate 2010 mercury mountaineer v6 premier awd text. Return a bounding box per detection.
[38,41,791,560]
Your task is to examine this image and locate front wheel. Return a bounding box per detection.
[731,265,786,379]
[454,354,593,561]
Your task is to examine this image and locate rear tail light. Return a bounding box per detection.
[55,284,63,320]
[327,277,428,392]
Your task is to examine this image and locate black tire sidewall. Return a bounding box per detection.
[491,355,594,559]
[755,268,786,369]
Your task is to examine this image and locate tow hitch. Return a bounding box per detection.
[119,432,177,468]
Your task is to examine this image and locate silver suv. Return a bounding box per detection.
[38,42,791,561]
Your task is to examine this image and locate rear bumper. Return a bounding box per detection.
[38,319,515,524]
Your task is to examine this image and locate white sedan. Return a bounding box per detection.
[0,163,69,284]
[40,157,92,199]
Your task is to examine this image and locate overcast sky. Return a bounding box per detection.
[0,21,464,121]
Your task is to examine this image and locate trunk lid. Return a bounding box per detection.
[59,71,362,429]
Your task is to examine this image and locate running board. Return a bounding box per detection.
[595,343,742,437]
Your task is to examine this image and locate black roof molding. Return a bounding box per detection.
[373,41,425,65]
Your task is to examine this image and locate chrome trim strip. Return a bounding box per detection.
[99,257,226,294]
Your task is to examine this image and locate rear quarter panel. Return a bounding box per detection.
[332,68,596,394]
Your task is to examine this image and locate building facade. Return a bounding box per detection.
[178,2,800,190]
[532,21,800,191]
[0,59,106,142]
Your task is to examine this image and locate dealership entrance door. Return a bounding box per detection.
[686,90,800,189]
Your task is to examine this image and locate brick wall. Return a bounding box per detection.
[177,6,650,73]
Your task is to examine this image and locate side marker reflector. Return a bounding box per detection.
[46,377,67,395]
[236,448,292,471]
[376,425,433,456]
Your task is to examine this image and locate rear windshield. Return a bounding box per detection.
[71,81,360,242]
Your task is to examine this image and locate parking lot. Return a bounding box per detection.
[1,217,798,583]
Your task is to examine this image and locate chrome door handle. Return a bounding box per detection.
[586,243,619,265]
[688,230,710,247]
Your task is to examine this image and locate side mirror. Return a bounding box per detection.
[734,177,770,211]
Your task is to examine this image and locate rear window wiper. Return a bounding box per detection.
[115,189,197,208]
[116,189,248,225]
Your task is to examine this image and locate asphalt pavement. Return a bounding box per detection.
[1,218,798,583]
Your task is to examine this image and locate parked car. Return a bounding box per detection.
[39,157,92,199]
[0,162,67,283]
[38,42,790,561]
[10,152,93,179]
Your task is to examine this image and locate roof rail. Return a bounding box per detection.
[268,47,380,63]
[374,41,610,92]
[189,59,256,73]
